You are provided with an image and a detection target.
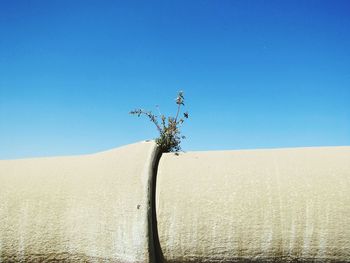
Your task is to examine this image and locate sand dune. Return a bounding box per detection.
[1,143,349,262]
[156,146,350,262]
[0,141,158,263]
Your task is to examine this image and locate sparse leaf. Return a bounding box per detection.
[130,91,189,153]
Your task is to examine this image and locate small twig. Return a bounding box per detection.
[130,91,188,153]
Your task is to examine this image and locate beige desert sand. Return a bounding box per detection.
[0,141,158,263]
[156,146,350,262]
[1,143,350,262]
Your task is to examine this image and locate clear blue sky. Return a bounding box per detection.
[1,0,349,159]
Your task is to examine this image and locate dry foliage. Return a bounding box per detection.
[130,91,189,153]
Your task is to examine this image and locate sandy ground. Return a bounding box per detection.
[1,143,349,262]
[0,141,157,263]
[156,146,350,262]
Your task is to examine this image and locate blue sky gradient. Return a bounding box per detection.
[1,0,349,159]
